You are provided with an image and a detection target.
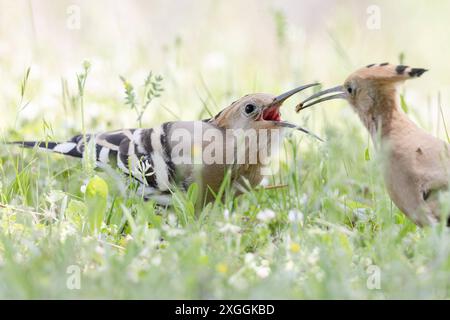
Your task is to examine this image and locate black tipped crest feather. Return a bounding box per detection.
[396,65,408,74]
[409,68,428,77]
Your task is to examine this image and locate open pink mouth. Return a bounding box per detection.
[261,105,281,121]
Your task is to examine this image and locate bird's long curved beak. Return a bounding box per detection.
[273,120,324,142]
[269,83,320,107]
[295,85,346,112]
[264,83,323,141]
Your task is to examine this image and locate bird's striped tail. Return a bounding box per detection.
[9,134,87,158]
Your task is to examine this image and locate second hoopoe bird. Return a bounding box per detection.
[297,63,450,226]
[12,84,320,205]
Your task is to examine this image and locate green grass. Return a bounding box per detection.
[0,114,449,299]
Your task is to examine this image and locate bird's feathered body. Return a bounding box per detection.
[380,110,450,225]
[15,121,271,204]
[13,85,319,205]
[298,63,450,226]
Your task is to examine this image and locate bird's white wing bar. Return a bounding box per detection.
[150,126,171,191]
[98,146,110,164]
[52,142,78,154]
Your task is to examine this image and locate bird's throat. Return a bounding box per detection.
[261,105,281,121]
[363,102,412,145]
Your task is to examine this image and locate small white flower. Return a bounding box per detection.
[363,257,373,267]
[260,259,269,267]
[131,159,155,185]
[314,268,325,282]
[151,255,162,266]
[95,245,105,255]
[127,258,148,283]
[60,222,77,241]
[80,184,86,194]
[46,190,65,204]
[197,231,207,240]
[228,273,248,290]
[256,209,276,222]
[255,265,270,278]
[416,266,426,274]
[162,225,185,237]
[163,216,185,237]
[223,209,230,220]
[244,253,255,264]
[218,223,241,234]
[307,247,320,265]
[285,260,294,271]
[299,193,308,206]
[354,208,369,221]
[168,214,177,226]
[307,227,327,235]
[288,209,304,223]
[259,177,270,186]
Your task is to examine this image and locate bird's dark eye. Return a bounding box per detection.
[347,86,353,94]
[245,104,257,114]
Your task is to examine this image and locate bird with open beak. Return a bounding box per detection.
[296,63,450,226]
[11,83,320,206]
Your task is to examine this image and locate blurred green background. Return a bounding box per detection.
[0,0,448,138]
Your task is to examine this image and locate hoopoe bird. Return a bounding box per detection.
[12,83,320,205]
[296,63,450,226]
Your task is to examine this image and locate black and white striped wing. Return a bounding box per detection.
[14,123,177,200]
[94,124,176,193]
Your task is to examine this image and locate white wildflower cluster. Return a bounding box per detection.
[299,193,308,206]
[354,207,371,221]
[283,234,324,283]
[217,209,241,234]
[228,272,248,291]
[307,227,328,236]
[288,209,304,224]
[226,252,273,291]
[162,213,185,237]
[59,221,77,241]
[127,248,151,283]
[44,176,57,191]
[245,253,271,279]
[45,190,67,220]
[218,223,241,234]
[131,158,155,186]
[127,229,163,282]
[256,209,276,222]
[299,247,323,281]
[307,247,320,265]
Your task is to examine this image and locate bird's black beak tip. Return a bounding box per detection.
[295,85,346,112]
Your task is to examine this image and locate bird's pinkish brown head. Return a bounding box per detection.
[211,83,322,140]
[296,63,428,119]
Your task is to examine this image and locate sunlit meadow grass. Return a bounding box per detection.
[0,0,449,299]
[0,86,448,298]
